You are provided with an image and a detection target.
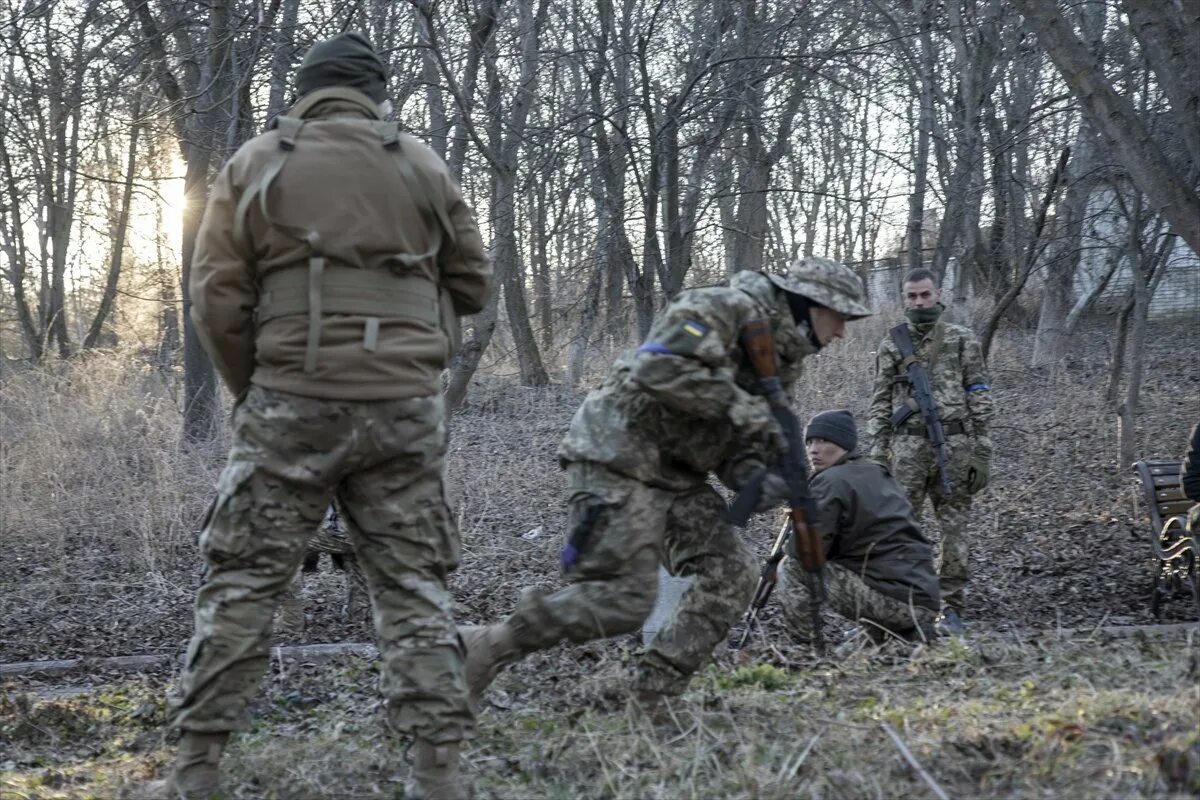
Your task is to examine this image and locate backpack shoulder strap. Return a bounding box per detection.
[373,121,457,249]
[233,116,307,249]
[928,320,946,373]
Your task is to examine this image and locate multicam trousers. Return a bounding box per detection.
[171,386,472,744]
[777,558,938,640]
[507,462,758,697]
[890,432,974,611]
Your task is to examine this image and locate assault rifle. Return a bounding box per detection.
[735,519,791,649]
[732,318,826,654]
[889,323,952,497]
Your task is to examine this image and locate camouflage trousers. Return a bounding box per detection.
[891,432,974,611]
[506,462,758,696]
[777,559,938,640]
[172,386,472,744]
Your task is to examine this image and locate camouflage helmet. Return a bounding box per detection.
[767,255,872,319]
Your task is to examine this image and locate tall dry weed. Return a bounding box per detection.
[1,354,225,576]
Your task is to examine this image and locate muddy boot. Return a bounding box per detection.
[131,731,229,800]
[276,578,305,634]
[460,623,521,706]
[409,739,466,800]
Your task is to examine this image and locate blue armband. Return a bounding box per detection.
[965,383,989,393]
[640,318,709,357]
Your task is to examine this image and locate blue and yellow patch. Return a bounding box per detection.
[638,317,711,357]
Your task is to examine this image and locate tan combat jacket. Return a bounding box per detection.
[558,271,816,491]
[191,87,491,400]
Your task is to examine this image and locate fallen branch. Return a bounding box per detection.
[780,726,825,783]
[881,721,949,800]
[1,642,378,678]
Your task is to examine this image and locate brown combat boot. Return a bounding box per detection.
[130,731,228,800]
[459,624,520,706]
[409,739,466,800]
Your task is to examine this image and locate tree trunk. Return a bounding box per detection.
[1116,251,1149,468]
[980,147,1070,359]
[1120,0,1200,170]
[266,0,300,121]
[567,256,604,386]
[1031,0,1106,366]
[84,93,143,349]
[180,142,218,442]
[1063,244,1121,335]
[1011,0,1200,256]
[1105,290,1133,404]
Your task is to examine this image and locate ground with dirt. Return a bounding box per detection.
[1,314,1198,797]
[3,630,1198,798]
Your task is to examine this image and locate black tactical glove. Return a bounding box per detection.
[754,470,791,512]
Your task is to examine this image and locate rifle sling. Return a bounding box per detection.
[889,323,946,431]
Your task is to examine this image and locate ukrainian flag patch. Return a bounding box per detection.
[682,320,707,337]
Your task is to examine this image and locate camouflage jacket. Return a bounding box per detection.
[867,317,993,462]
[814,455,940,610]
[558,271,817,491]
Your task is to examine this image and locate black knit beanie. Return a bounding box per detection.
[295,32,388,103]
[805,410,857,453]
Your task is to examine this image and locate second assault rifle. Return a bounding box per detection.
[889,323,952,497]
[731,318,827,654]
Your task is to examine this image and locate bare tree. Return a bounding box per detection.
[1010,0,1200,256]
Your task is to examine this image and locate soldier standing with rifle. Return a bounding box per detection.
[463,257,870,715]
[868,268,993,634]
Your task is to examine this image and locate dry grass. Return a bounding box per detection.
[2,630,1197,798]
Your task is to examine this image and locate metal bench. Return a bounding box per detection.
[1132,459,1199,619]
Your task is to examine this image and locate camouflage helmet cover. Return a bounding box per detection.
[767,255,872,319]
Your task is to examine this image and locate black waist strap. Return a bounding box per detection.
[897,420,967,437]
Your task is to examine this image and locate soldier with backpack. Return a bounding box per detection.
[139,33,490,800]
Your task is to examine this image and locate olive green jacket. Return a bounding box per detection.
[813,455,941,610]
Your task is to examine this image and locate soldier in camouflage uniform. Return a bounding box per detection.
[139,33,490,800]
[276,503,370,633]
[867,268,993,633]
[462,257,871,710]
[776,410,940,643]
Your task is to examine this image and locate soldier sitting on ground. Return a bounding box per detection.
[775,410,941,645]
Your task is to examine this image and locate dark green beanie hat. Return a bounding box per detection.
[295,32,388,103]
[805,409,858,453]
